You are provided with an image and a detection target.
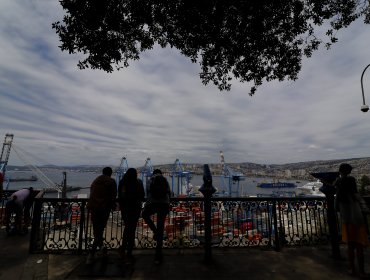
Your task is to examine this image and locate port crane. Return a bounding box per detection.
[170,158,192,196]
[220,151,246,196]
[0,134,14,189]
[140,157,153,192]
[0,133,62,195]
[0,133,13,174]
[115,156,129,185]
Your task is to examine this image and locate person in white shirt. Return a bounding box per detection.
[5,187,34,235]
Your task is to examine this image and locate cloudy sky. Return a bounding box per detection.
[1,1,370,168]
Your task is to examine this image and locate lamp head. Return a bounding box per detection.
[361,105,369,112]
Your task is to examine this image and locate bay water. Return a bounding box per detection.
[5,170,310,198]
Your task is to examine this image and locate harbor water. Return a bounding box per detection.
[4,170,311,198]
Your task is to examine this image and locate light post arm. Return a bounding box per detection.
[361,64,370,112]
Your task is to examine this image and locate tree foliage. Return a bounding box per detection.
[52,0,370,94]
[359,174,370,195]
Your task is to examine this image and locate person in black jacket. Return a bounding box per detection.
[118,168,145,264]
[334,163,369,277]
[86,167,117,264]
[142,169,171,264]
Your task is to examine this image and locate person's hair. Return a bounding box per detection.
[153,169,162,175]
[122,168,138,185]
[339,163,352,175]
[102,167,113,176]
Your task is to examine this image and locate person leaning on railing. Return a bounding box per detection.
[5,187,35,235]
[86,166,117,264]
[142,169,171,265]
[117,167,145,264]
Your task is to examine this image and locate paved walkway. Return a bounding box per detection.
[1,229,370,280]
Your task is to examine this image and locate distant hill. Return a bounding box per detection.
[271,157,370,174]
[6,157,370,180]
[234,157,370,180]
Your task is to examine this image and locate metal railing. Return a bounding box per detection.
[2,180,369,259]
[27,196,333,254]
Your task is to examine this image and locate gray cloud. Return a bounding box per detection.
[1,1,370,167]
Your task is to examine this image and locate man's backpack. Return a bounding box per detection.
[150,175,168,199]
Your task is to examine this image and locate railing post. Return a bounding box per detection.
[272,200,281,252]
[199,164,216,264]
[62,172,67,199]
[29,198,42,253]
[77,201,86,255]
[363,196,370,237]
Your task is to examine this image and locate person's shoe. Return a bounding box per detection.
[125,255,136,265]
[95,246,107,258]
[118,246,126,259]
[86,253,95,265]
[359,272,370,279]
[153,233,158,241]
[7,227,17,236]
[347,265,356,276]
[101,246,108,258]
[154,255,163,265]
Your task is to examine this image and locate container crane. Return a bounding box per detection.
[0,134,14,189]
[115,156,129,186]
[140,157,153,192]
[220,151,246,196]
[0,134,62,195]
[170,158,192,196]
[0,134,13,174]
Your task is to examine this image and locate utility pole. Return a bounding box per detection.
[62,172,67,198]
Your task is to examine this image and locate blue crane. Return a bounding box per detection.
[220,151,246,196]
[0,134,14,190]
[140,157,153,193]
[170,158,192,196]
[115,156,129,186]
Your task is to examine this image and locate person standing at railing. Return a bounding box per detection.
[334,163,369,277]
[86,167,117,264]
[117,168,145,264]
[142,169,171,265]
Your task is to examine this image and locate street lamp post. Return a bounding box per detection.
[361,64,370,112]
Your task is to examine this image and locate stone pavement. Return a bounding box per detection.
[1,229,370,280]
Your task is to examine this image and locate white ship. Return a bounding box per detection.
[296,180,325,197]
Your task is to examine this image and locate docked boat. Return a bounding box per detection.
[257,182,297,188]
[9,175,38,182]
[296,180,325,197]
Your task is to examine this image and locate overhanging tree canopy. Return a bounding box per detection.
[52,0,370,94]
